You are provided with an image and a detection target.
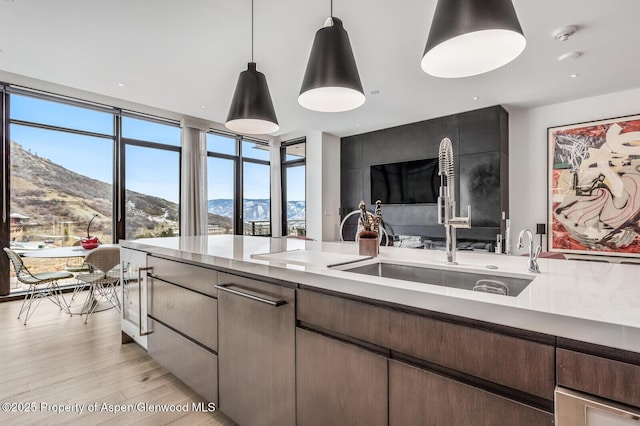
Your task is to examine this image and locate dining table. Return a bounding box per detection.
[21,244,120,315]
[20,243,119,259]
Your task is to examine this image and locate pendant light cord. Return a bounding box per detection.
[330,0,333,17]
[251,0,254,62]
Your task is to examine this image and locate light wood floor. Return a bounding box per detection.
[0,294,236,425]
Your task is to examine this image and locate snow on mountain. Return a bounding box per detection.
[208,199,305,220]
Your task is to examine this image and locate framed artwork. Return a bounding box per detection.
[548,114,640,257]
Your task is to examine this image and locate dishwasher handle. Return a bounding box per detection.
[215,283,287,307]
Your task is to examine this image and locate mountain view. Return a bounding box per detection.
[208,199,305,221]
[9,141,228,242]
[10,141,304,243]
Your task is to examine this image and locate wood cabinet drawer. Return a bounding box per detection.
[296,328,388,426]
[557,348,640,408]
[389,360,552,426]
[298,289,555,400]
[149,255,217,296]
[148,319,218,404]
[149,277,217,351]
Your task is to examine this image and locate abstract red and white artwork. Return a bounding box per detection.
[548,115,640,257]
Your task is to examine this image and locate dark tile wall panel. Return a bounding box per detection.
[341,168,363,215]
[458,107,502,155]
[340,106,508,242]
[459,151,501,228]
[341,135,363,170]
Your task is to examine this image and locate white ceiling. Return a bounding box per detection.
[1,0,639,138]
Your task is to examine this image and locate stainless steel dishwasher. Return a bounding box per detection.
[216,273,295,426]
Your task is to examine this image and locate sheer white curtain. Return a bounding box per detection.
[180,119,209,236]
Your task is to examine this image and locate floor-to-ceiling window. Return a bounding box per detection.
[206,133,237,235]
[0,85,7,295]
[4,91,117,292]
[281,139,306,236]
[242,139,271,236]
[122,115,181,240]
[8,93,116,250]
[207,132,271,236]
[0,86,182,295]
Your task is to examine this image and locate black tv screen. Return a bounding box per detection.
[370,158,439,204]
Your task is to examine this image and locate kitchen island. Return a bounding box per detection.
[120,235,640,426]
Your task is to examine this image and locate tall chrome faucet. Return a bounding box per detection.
[517,229,541,273]
[437,138,471,264]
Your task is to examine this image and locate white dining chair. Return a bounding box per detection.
[4,247,73,325]
[74,246,121,323]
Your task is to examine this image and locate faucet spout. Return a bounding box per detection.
[437,138,471,265]
[517,229,541,273]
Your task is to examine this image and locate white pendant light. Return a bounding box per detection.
[226,0,279,134]
[299,1,365,112]
[421,0,526,78]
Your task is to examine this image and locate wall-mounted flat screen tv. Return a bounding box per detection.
[370,158,439,204]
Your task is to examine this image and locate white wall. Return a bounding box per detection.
[508,87,640,251]
[321,133,341,242]
[269,137,282,238]
[277,129,341,242]
[305,130,324,242]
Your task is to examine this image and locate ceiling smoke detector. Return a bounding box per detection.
[553,25,577,42]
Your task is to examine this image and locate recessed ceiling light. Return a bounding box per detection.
[200,105,207,109]
[356,124,361,127]
[117,82,125,87]
[472,96,480,101]
[558,51,582,62]
[569,73,579,79]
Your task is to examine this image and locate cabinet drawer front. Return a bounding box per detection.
[557,348,640,408]
[148,320,218,405]
[149,256,217,296]
[298,289,554,400]
[149,278,217,351]
[296,328,388,426]
[389,360,552,426]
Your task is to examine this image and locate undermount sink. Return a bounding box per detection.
[333,261,533,297]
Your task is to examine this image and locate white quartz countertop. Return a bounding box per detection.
[120,235,640,353]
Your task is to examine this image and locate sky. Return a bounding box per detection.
[206,133,306,201]
[10,94,306,203]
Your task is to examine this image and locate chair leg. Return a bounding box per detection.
[69,281,90,305]
[49,281,70,314]
[102,281,121,312]
[18,285,44,325]
[17,285,36,324]
[83,284,100,324]
[81,279,122,324]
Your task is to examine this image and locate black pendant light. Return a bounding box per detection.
[298,1,365,112]
[421,0,526,78]
[226,0,279,134]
